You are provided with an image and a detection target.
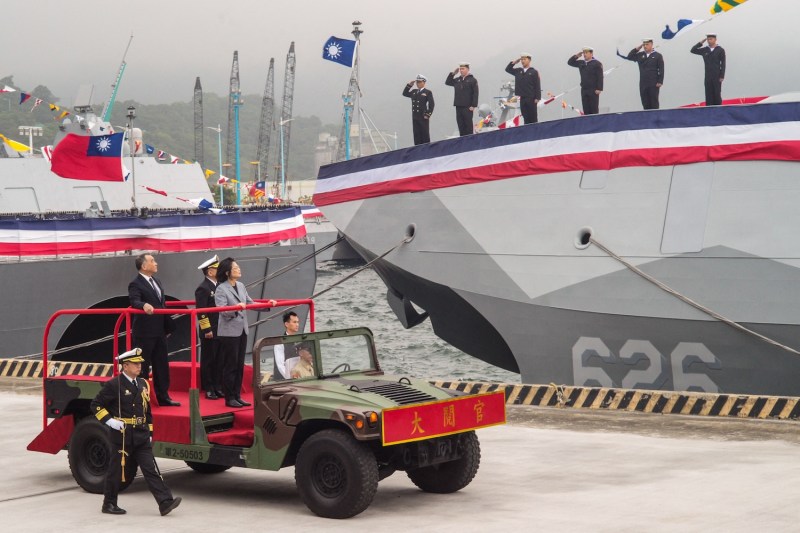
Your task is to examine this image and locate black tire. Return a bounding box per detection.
[406,431,481,494]
[294,429,378,519]
[68,417,136,494]
[185,461,231,474]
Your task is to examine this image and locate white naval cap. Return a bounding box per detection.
[117,347,144,364]
[416,74,427,82]
[198,254,219,270]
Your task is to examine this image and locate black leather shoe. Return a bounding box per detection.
[159,496,182,516]
[236,397,251,407]
[159,398,181,407]
[215,390,225,398]
[225,399,244,408]
[205,391,218,400]
[102,502,126,515]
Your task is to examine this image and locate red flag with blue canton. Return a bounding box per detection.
[251,180,266,197]
[50,132,127,182]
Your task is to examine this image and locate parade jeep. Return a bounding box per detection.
[28,302,506,519]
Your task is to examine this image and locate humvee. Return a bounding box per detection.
[28,300,506,518]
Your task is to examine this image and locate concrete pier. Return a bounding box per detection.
[2,382,799,531]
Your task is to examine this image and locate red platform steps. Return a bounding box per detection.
[151,362,255,446]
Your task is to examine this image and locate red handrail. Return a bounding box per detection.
[40,298,315,430]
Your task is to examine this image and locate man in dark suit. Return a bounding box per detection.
[626,38,664,109]
[128,253,178,406]
[445,62,479,136]
[91,348,182,516]
[691,33,725,106]
[505,53,542,124]
[195,255,223,399]
[567,47,604,115]
[402,74,435,145]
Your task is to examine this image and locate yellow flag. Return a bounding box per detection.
[710,0,747,14]
[205,168,216,177]
[0,133,31,152]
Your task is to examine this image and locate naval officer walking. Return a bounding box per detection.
[91,348,182,516]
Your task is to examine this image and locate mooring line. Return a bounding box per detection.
[249,236,411,329]
[590,236,800,357]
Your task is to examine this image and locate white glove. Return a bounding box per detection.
[106,418,125,431]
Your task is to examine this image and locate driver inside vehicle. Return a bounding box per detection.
[290,342,315,379]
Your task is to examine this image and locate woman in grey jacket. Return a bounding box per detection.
[214,257,255,408]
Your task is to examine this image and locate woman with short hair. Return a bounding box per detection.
[214,257,254,408]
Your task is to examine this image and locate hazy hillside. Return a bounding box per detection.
[0,75,338,187]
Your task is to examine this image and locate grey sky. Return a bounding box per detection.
[3,0,796,146]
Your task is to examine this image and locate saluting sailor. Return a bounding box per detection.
[691,33,726,106]
[625,38,664,110]
[567,46,604,115]
[445,62,479,136]
[90,348,182,516]
[402,74,435,145]
[505,53,542,124]
[195,255,223,400]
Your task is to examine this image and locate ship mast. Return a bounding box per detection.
[336,21,363,161]
[101,34,134,123]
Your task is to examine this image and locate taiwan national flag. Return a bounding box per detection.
[322,36,357,68]
[50,132,127,182]
[251,180,266,197]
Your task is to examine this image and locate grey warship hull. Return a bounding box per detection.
[315,99,800,395]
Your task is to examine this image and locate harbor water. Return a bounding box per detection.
[312,262,519,383]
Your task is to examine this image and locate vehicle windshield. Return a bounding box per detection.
[257,331,376,383]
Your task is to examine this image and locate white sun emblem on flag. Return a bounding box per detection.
[95,137,112,152]
[326,41,342,59]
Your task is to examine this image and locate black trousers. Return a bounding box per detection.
[520,97,539,124]
[455,106,474,136]
[640,85,660,110]
[199,337,223,392]
[704,78,722,106]
[104,428,172,506]
[134,335,170,401]
[219,333,247,400]
[412,117,431,145]
[581,88,600,115]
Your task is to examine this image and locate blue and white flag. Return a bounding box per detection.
[322,36,357,68]
[662,19,705,40]
[188,197,224,214]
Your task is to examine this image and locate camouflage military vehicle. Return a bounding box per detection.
[29,303,506,519]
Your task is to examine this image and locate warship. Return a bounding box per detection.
[0,111,315,362]
[314,96,800,396]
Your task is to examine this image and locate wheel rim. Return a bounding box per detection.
[311,453,346,498]
[85,437,109,476]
